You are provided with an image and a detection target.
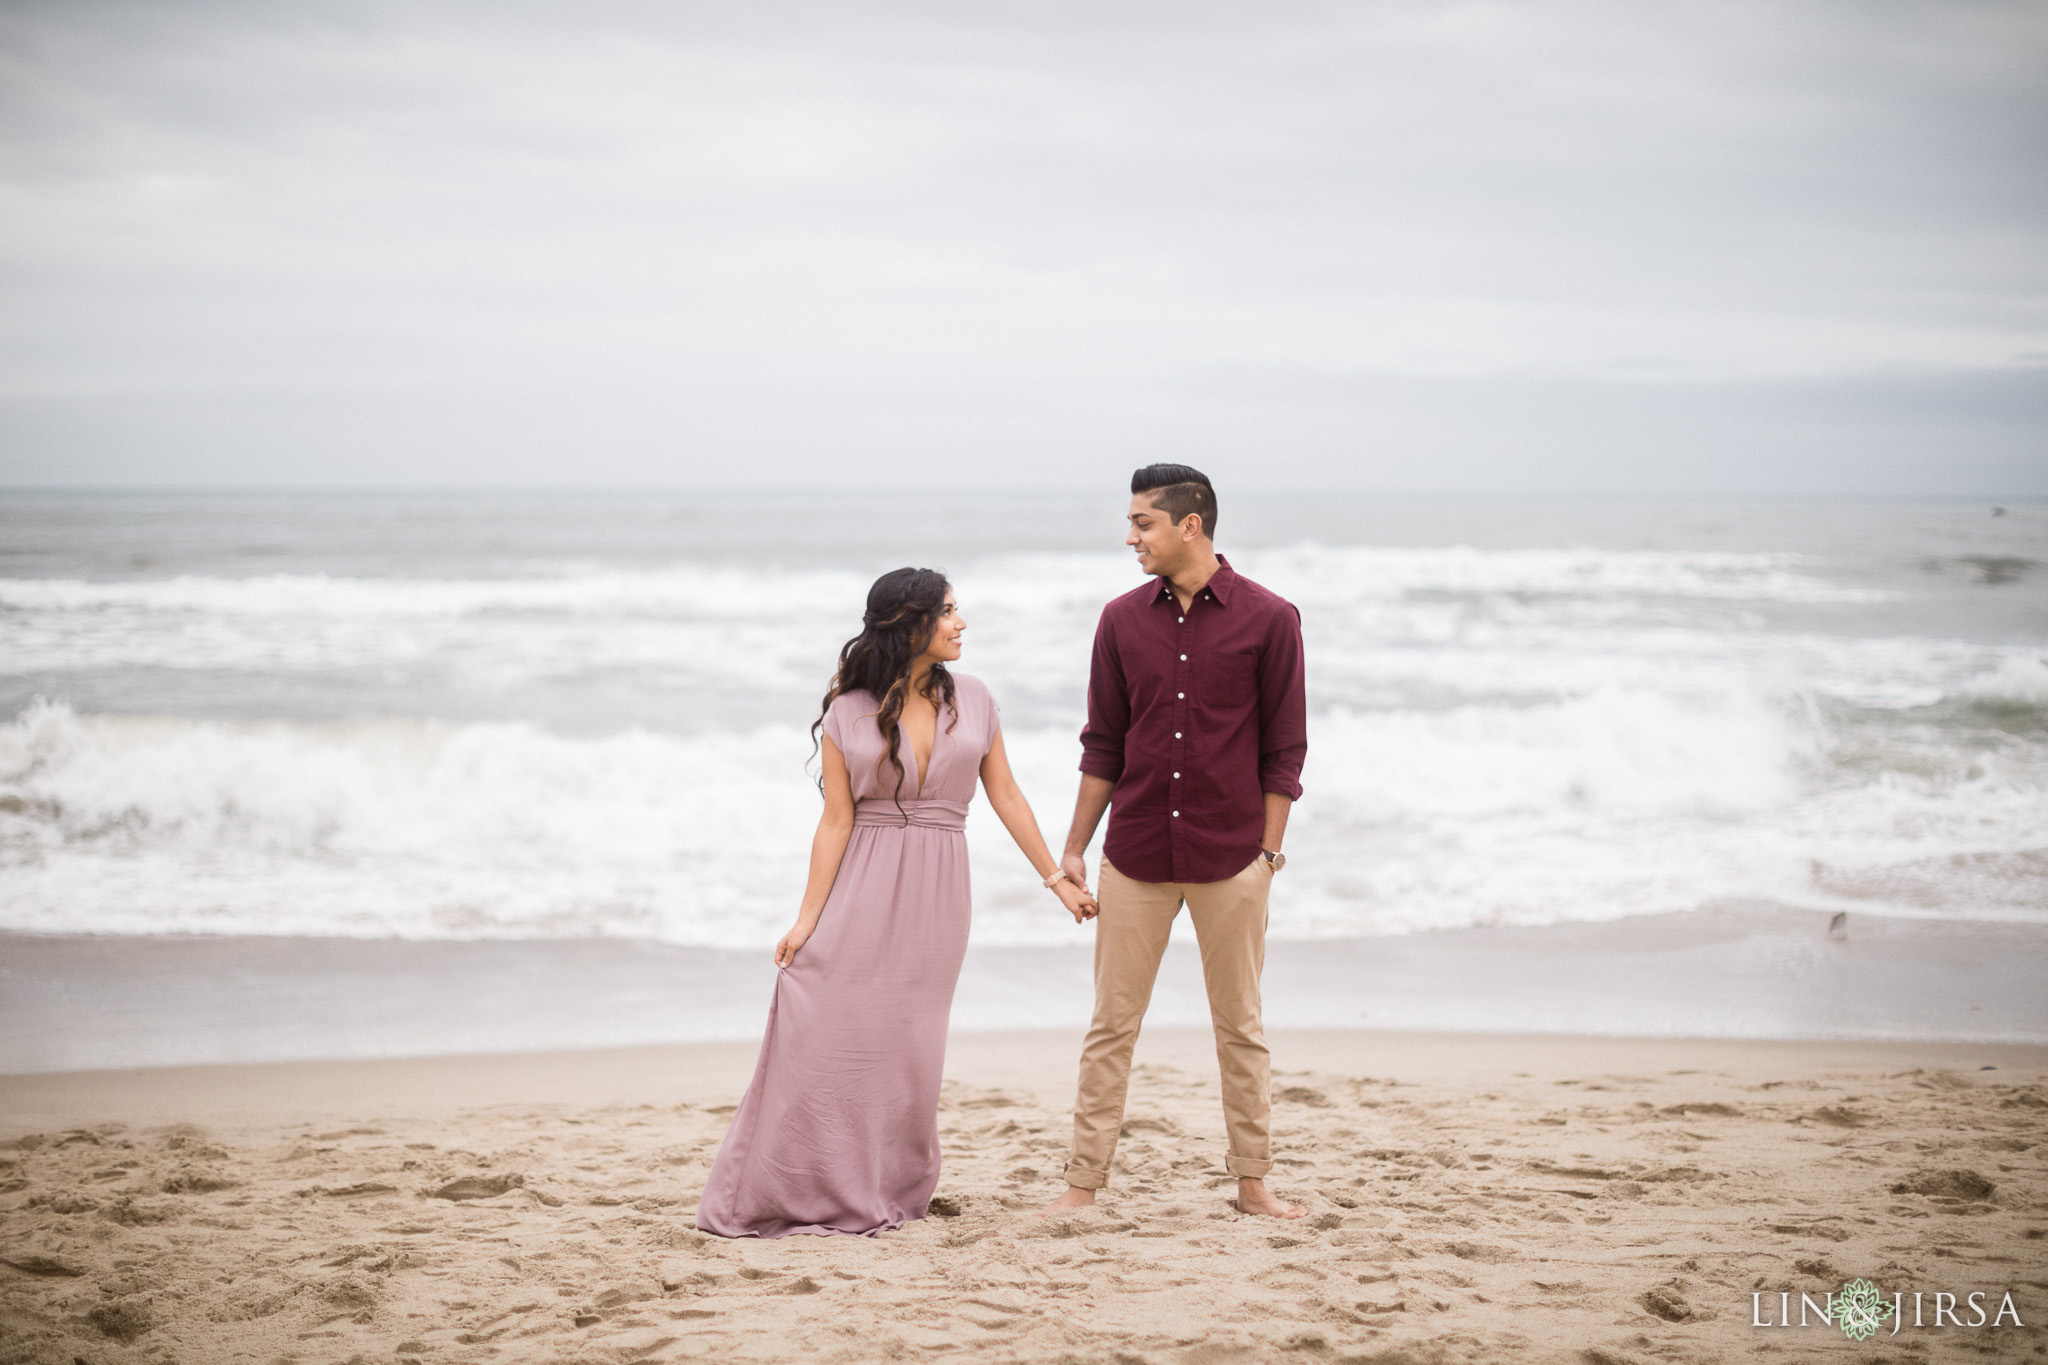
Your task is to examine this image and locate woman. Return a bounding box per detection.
[696,567,1096,1238]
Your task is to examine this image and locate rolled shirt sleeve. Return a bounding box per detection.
[1077,609,1130,782]
[1256,604,1307,800]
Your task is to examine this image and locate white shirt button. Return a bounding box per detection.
[1173,772,1180,779]
[1172,810,1179,817]
[1177,692,1184,699]
[1178,616,1184,623]
[1179,653,1187,660]
[1174,731,1182,739]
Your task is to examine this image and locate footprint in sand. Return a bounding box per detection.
[1640,1277,1711,1322]
[1275,1086,1334,1107]
[163,1134,230,1161]
[1119,1116,1183,1137]
[1658,1101,1741,1117]
[1803,1105,1877,1128]
[593,1281,662,1307]
[1889,1168,1995,1201]
[159,1167,237,1194]
[1,1254,84,1277]
[1253,1262,1327,1290]
[430,1173,526,1200]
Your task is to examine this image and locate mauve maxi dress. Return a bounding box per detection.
[695,673,998,1238]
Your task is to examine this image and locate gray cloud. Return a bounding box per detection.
[1,0,2043,491]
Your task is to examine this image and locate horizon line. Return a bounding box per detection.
[1,484,2043,504]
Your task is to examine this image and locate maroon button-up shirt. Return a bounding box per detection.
[1079,555,1307,885]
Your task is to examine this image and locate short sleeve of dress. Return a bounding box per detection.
[821,694,848,752]
[952,673,997,756]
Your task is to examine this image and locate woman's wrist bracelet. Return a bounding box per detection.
[1042,867,1069,890]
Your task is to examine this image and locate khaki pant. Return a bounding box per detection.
[1063,854,1273,1189]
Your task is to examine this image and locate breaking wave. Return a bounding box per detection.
[3,670,2041,948]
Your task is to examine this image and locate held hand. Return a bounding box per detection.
[1054,879,1097,924]
[774,922,812,969]
[1060,851,1090,898]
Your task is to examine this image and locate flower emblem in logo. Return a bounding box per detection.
[1834,1279,1895,1341]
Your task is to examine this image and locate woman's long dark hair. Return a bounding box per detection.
[813,567,959,797]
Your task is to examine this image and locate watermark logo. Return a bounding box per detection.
[1832,1279,1895,1342]
[1751,1280,2026,1337]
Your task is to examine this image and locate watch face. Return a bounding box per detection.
[1265,851,1285,871]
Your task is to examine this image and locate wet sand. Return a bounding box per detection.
[4,1030,2045,1363]
[8,905,2046,1074]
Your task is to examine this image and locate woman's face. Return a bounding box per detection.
[920,592,965,664]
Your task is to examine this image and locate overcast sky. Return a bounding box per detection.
[1,0,2044,494]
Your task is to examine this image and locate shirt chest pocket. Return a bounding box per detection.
[1203,650,1257,707]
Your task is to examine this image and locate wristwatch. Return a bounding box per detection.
[1261,849,1286,872]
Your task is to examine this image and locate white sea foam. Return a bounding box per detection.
[0,700,821,944]
[1956,654,2048,706]
[0,545,1878,617]
[3,677,2041,948]
[0,566,875,617]
[0,548,1907,723]
[1242,544,1895,604]
[3,522,2042,945]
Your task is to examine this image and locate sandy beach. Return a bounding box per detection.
[4,1029,2044,1364]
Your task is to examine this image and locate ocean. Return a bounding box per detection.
[3,491,2045,962]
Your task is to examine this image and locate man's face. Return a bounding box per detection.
[1126,493,1197,578]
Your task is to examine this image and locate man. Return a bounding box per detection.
[1041,464,1307,1220]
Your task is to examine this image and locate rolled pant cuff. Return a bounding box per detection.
[1062,1163,1109,1191]
[1225,1155,1273,1179]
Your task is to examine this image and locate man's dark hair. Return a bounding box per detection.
[1130,463,1218,540]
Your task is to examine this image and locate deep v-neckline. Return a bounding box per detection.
[898,697,938,797]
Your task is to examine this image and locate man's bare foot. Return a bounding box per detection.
[1234,1177,1304,1219]
[1033,1185,1097,1217]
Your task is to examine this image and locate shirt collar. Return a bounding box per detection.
[1153,554,1235,607]
[1208,555,1236,604]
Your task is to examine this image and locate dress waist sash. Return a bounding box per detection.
[852,797,969,832]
